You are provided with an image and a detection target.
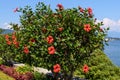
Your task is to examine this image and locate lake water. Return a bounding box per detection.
[104,40,120,66]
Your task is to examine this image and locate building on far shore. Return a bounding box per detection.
[105,37,120,42]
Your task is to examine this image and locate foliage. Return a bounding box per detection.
[0,34,6,57]
[16,65,33,74]
[74,49,120,80]
[9,2,108,80]
[0,57,4,65]
[33,71,47,80]
[0,2,108,80]
[0,34,18,66]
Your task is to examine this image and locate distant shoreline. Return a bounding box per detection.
[105,37,120,41]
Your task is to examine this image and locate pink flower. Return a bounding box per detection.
[14,8,18,13]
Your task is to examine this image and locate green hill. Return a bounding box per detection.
[2,29,13,34]
[75,49,120,80]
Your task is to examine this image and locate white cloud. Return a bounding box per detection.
[118,20,120,26]
[0,23,12,29]
[98,18,120,32]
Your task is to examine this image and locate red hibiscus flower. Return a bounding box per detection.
[80,8,84,13]
[83,64,89,73]
[58,27,63,32]
[53,64,61,73]
[48,46,56,55]
[13,40,19,48]
[84,24,91,32]
[47,36,54,44]
[88,7,92,15]
[5,35,9,41]
[6,41,12,45]
[13,40,17,45]
[12,35,16,41]
[5,34,9,39]
[78,6,84,13]
[15,42,19,48]
[57,4,64,10]
[23,46,29,54]
[14,7,18,13]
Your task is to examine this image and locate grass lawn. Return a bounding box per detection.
[0,71,14,80]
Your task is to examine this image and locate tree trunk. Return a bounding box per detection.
[62,70,74,80]
[68,70,74,80]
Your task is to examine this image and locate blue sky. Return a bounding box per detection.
[0,0,120,37]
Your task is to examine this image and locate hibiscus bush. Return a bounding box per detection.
[0,33,18,66]
[9,2,108,80]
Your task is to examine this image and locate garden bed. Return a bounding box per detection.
[0,64,33,80]
[0,49,120,80]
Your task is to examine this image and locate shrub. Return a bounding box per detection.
[10,2,108,79]
[0,33,20,66]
